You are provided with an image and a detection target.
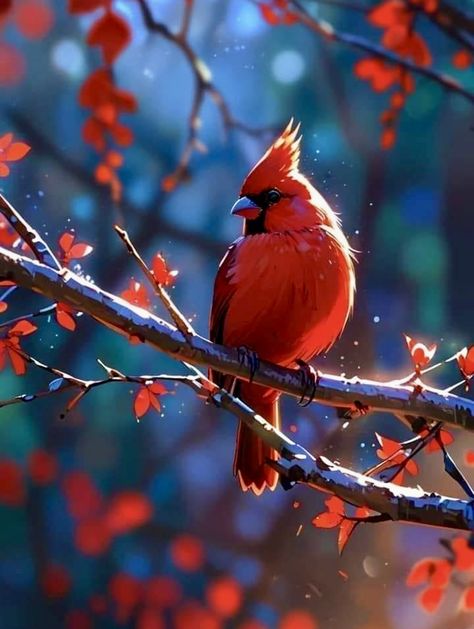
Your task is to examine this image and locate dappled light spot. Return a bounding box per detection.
[75,518,111,556]
[170,534,205,572]
[40,564,71,599]
[105,490,153,534]
[144,576,182,608]
[279,610,318,629]
[206,576,243,618]
[27,449,58,485]
[0,459,25,506]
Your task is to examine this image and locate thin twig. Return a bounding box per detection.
[114,224,195,338]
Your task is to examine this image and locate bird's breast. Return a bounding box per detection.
[221,228,354,366]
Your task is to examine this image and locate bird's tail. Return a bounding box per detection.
[233,382,280,495]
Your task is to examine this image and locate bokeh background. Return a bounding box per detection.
[0,1,473,628]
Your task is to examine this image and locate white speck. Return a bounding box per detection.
[373,316,380,323]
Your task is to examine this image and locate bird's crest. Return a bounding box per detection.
[241,119,302,194]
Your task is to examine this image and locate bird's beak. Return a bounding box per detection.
[230,196,262,220]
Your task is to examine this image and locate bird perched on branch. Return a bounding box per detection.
[210,120,355,495]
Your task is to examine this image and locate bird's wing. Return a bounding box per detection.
[209,240,240,387]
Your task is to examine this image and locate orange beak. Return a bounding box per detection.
[230,196,262,220]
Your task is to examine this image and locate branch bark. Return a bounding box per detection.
[0,244,473,432]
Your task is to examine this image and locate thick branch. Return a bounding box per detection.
[1,245,473,432]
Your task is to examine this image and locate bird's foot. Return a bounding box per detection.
[237,346,260,383]
[296,359,319,407]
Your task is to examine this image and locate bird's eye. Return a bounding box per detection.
[266,189,281,205]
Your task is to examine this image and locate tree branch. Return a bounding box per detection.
[0,242,473,432]
[290,0,474,104]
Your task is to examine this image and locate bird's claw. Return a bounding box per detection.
[237,346,260,383]
[296,359,319,407]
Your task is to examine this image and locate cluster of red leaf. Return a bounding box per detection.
[354,0,438,149]
[0,319,37,374]
[68,0,136,201]
[120,251,178,311]
[258,0,299,26]
[457,345,474,390]
[312,495,371,554]
[62,470,153,557]
[0,448,57,507]
[134,382,168,420]
[0,0,54,86]
[0,132,30,177]
[407,536,474,614]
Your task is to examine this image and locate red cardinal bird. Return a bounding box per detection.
[210,120,355,495]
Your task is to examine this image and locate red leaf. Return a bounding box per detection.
[354,57,400,92]
[465,450,474,466]
[368,0,411,28]
[134,387,150,418]
[4,141,30,161]
[338,519,358,554]
[452,537,474,571]
[418,586,444,613]
[121,280,150,309]
[149,381,167,396]
[311,511,344,529]
[82,117,106,151]
[68,243,93,259]
[457,346,474,378]
[148,393,161,413]
[0,301,7,313]
[404,334,436,368]
[59,232,74,253]
[325,495,344,513]
[0,132,13,149]
[381,127,396,150]
[460,586,474,611]
[405,32,432,66]
[4,346,22,375]
[87,11,131,64]
[152,253,178,286]
[106,150,123,168]
[8,319,37,336]
[28,449,58,485]
[259,4,280,25]
[68,0,105,13]
[95,163,113,184]
[0,459,25,506]
[56,307,76,331]
[453,50,472,70]
[407,558,451,588]
[105,491,153,535]
[110,122,134,146]
[0,162,10,177]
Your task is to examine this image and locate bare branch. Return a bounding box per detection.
[135,0,272,187]
[0,193,61,270]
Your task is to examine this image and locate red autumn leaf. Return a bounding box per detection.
[452,537,474,571]
[82,117,106,151]
[28,449,58,485]
[106,150,123,168]
[56,304,76,331]
[8,319,37,336]
[260,4,280,25]
[312,511,344,529]
[59,232,93,263]
[368,0,411,28]
[3,142,30,161]
[460,586,474,612]
[75,517,111,556]
[418,586,444,613]
[152,253,178,286]
[105,491,153,535]
[110,122,134,146]
[404,334,437,368]
[457,346,474,378]
[0,459,25,506]
[390,92,405,108]
[381,127,396,150]
[79,69,112,109]
[69,243,94,259]
[6,340,26,375]
[108,572,143,608]
[422,427,454,453]
[406,558,451,588]
[68,0,105,13]
[0,302,7,313]
[465,450,474,466]
[62,471,103,519]
[452,50,472,70]
[382,23,410,50]
[375,433,418,479]
[41,564,71,599]
[134,386,151,418]
[354,57,400,92]
[87,11,131,65]
[121,279,150,309]
[404,32,432,67]
[95,163,113,184]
